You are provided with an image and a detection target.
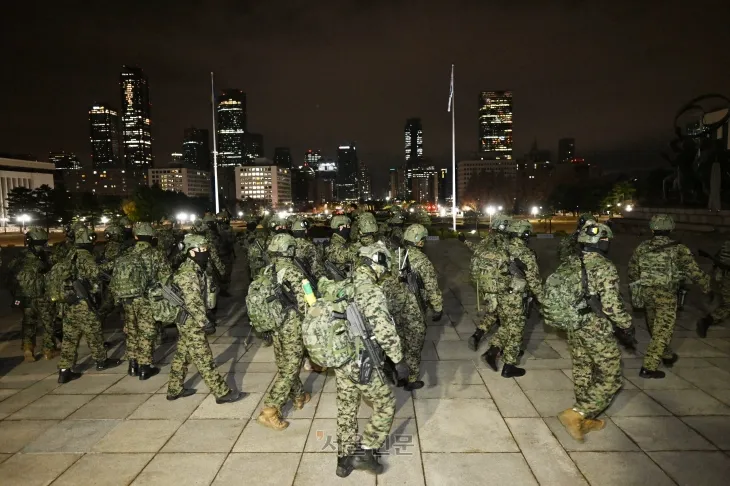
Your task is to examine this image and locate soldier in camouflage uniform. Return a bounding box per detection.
[559,222,635,442]
[10,227,57,361]
[117,223,171,380]
[557,213,595,263]
[166,234,242,403]
[482,220,542,378]
[51,222,85,265]
[202,213,231,296]
[697,240,730,337]
[400,224,442,388]
[461,215,511,350]
[154,225,176,262]
[628,214,710,378]
[325,215,355,277]
[386,214,405,245]
[291,217,324,280]
[97,224,126,323]
[57,227,121,384]
[216,211,236,296]
[247,224,269,279]
[335,243,409,478]
[348,204,364,242]
[256,233,311,430]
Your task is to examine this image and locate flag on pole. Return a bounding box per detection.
[447,64,454,112]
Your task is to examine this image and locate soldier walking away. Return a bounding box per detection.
[291,217,325,280]
[165,234,242,403]
[51,227,121,384]
[324,215,355,276]
[697,240,730,337]
[9,227,58,361]
[559,222,635,442]
[557,213,595,263]
[335,243,408,478]
[256,233,312,430]
[628,214,711,378]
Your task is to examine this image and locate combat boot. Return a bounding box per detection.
[661,353,679,368]
[96,358,122,371]
[43,348,59,360]
[256,406,289,430]
[501,363,526,378]
[352,448,384,475]
[128,359,139,377]
[138,364,159,381]
[404,380,424,391]
[293,392,311,410]
[58,368,82,384]
[582,418,606,434]
[166,388,196,401]
[336,455,354,478]
[482,345,500,372]
[558,408,585,442]
[216,389,243,404]
[696,315,714,338]
[23,345,36,363]
[468,329,485,352]
[639,367,665,379]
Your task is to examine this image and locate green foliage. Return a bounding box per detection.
[6,185,71,230]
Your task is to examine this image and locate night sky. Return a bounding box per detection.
[2,1,729,192]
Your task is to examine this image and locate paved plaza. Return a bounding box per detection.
[0,237,729,485]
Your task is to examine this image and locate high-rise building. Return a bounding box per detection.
[358,159,372,200]
[182,127,210,170]
[304,149,323,166]
[216,89,247,167]
[120,66,152,167]
[315,158,337,203]
[409,166,438,204]
[336,143,358,201]
[171,153,183,165]
[244,132,264,162]
[235,163,291,207]
[89,104,122,168]
[404,118,423,166]
[274,147,292,168]
[291,163,316,203]
[558,138,575,164]
[49,151,82,171]
[437,168,450,205]
[148,167,211,197]
[389,168,399,200]
[479,91,513,159]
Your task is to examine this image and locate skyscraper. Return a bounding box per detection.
[358,159,372,200]
[558,138,575,164]
[216,89,247,167]
[337,143,358,201]
[182,127,210,170]
[243,132,264,161]
[404,118,423,166]
[120,66,152,167]
[479,91,513,159]
[274,147,292,168]
[89,103,122,168]
[305,149,323,166]
[49,151,82,171]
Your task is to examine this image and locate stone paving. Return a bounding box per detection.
[0,236,729,485]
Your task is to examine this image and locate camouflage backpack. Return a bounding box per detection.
[245,264,291,333]
[541,256,591,331]
[45,252,78,303]
[14,254,46,301]
[301,278,356,368]
[636,241,680,289]
[147,276,183,324]
[470,238,511,294]
[109,250,150,301]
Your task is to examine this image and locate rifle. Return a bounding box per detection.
[508,258,527,280]
[699,249,730,272]
[399,249,426,312]
[256,240,271,266]
[72,279,99,313]
[345,302,385,384]
[324,260,346,281]
[294,257,318,294]
[160,283,216,333]
[267,280,302,317]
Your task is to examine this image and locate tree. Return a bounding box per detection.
[33,185,70,231]
[6,187,35,222]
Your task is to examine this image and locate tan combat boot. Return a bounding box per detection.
[23,345,36,363]
[582,418,606,434]
[558,408,585,442]
[294,392,312,410]
[257,406,289,431]
[43,348,60,360]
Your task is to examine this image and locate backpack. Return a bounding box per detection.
[45,252,78,303]
[636,241,680,289]
[109,250,150,300]
[470,238,511,294]
[14,253,46,300]
[302,279,356,368]
[245,264,292,333]
[147,277,183,324]
[542,256,592,331]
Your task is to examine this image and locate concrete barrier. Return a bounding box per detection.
[613,207,730,234]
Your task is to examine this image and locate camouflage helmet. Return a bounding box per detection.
[267,233,297,257]
[202,213,216,223]
[491,214,511,232]
[133,222,155,237]
[507,219,532,238]
[291,217,309,233]
[649,214,675,232]
[191,218,204,232]
[358,241,392,270]
[577,222,614,245]
[104,224,124,239]
[25,227,49,245]
[268,213,289,230]
[330,215,351,229]
[179,233,208,252]
[74,226,97,245]
[403,224,429,246]
[216,210,230,221]
[388,214,405,225]
[577,213,595,228]
[357,212,378,235]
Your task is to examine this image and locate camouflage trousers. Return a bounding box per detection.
[265,315,305,409]
[393,291,426,382]
[22,299,56,352]
[167,322,230,399]
[711,276,730,323]
[568,316,623,417]
[487,292,525,365]
[123,298,157,366]
[334,363,396,457]
[643,288,678,371]
[59,301,106,369]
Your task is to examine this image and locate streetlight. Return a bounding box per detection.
[531,206,539,217]
[497,205,503,212]
[17,214,31,232]
[486,205,495,226]
[237,211,244,218]
[625,204,633,212]
[100,216,110,224]
[176,212,188,223]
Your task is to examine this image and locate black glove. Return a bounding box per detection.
[432,310,443,322]
[458,232,466,243]
[203,321,217,335]
[614,325,636,351]
[394,359,410,384]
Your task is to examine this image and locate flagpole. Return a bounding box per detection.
[210,71,220,213]
[449,64,457,231]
